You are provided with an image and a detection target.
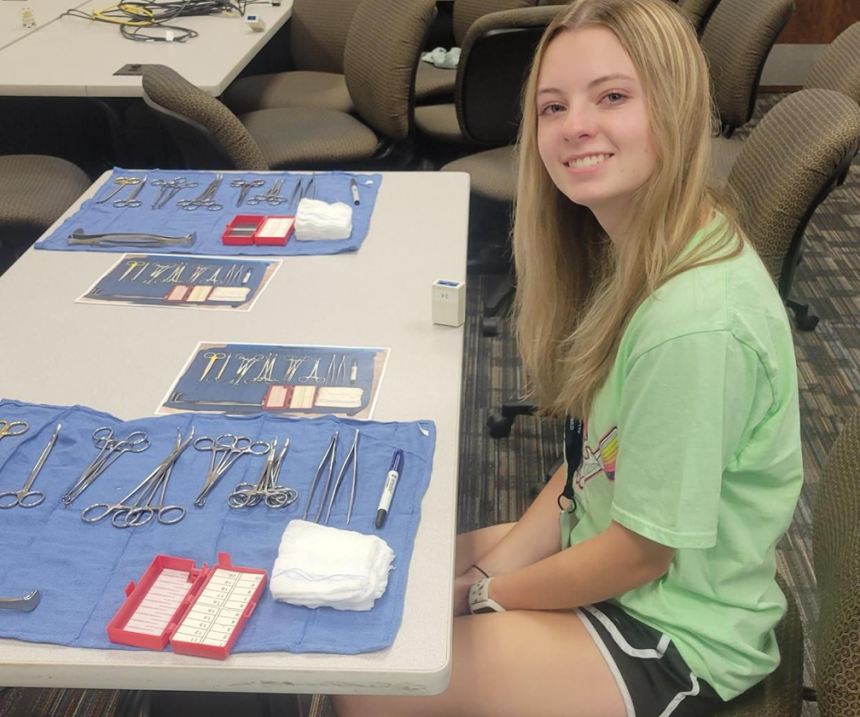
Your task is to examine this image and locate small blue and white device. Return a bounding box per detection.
[244,13,266,31]
[432,278,466,327]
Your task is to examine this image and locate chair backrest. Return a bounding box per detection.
[452,0,539,47]
[289,0,364,74]
[726,88,860,296]
[701,0,794,134]
[814,404,860,717]
[676,0,722,34]
[804,21,860,105]
[141,65,268,171]
[456,5,563,146]
[343,0,437,141]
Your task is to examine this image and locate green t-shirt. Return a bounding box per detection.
[561,220,803,701]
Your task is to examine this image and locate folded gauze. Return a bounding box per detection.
[295,198,353,241]
[271,519,395,610]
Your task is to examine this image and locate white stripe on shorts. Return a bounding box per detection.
[574,608,636,717]
[658,672,701,717]
[584,605,671,659]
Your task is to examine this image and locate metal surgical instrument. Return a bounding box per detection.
[0,420,28,441]
[0,423,61,510]
[62,427,150,506]
[231,178,266,207]
[0,590,40,612]
[302,431,339,521]
[83,427,194,528]
[96,176,141,204]
[228,438,298,509]
[113,176,148,208]
[68,229,197,248]
[200,351,227,381]
[193,434,270,507]
[179,173,224,211]
[151,177,199,209]
[299,358,325,384]
[324,428,359,525]
[247,178,289,206]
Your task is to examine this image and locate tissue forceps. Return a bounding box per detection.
[0,423,61,509]
[302,431,339,521]
[0,420,28,441]
[193,434,270,507]
[324,428,359,525]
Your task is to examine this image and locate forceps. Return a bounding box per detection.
[62,427,150,505]
[324,428,359,524]
[114,176,148,208]
[96,176,141,204]
[228,437,298,509]
[0,420,28,441]
[302,431,338,522]
[0,424,61,509]
[299,358,325,384]
[179,173,224,211]
[112,427,195,528]
[151,177,199,209]
[193,434,270,507]
[247,178,289,206]
[231,178,266,207]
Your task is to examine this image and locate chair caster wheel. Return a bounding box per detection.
[487,413,514,439]
[481,317,499,336]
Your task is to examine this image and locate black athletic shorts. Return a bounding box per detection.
[576,601,725,717]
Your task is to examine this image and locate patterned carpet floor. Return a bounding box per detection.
[2,92,857,717]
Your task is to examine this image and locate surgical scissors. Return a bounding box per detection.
[0,424,61,509]
[193,434,270,507]
[113,176,148,208]
[96,176,141,204]
[228,437,298,509]
[299,358,325,384]
[0,420,28,441]
[62,427,150,505]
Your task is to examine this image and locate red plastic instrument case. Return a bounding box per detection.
[222,215,295,246]
[107,552,266,660]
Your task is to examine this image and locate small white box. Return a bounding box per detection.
[432,279,466,327]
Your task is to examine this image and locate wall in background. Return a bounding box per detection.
[763,0,859,87]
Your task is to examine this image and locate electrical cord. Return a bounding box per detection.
[61,0,257,42]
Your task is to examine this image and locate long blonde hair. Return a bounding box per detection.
[514,0,743,419]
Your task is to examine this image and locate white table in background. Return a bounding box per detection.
[0,0,292,96]
[0,170,470,696]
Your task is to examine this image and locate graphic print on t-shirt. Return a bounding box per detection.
[575,421,619,489]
